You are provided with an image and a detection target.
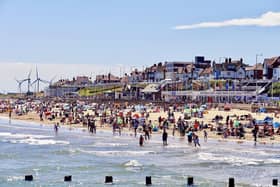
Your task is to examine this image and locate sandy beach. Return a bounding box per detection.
[1,106,280,145]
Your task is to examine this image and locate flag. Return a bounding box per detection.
[225,81,229,91]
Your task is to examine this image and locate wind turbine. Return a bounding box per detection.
[49,75,57,86]
[31,66,49,93]
[15,78,24,94]
[16,69,32,94]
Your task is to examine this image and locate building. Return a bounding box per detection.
[194,56,211,69]
[44,85,79,97]
[74,76,92,85]
[245,63,263,79]
[128,69,144,83]
[145,63,166,82]
[263,56,280,80]
[199,67,213,79]
[95,73,120,84]
[213,58,247,79]
[165,61,193,80]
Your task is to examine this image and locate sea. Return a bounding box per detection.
[0,117,280,186]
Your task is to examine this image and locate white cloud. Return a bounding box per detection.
[174,11,280,30]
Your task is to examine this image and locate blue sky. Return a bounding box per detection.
[0,0,280,92]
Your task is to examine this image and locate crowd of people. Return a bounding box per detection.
[1,98,280,146]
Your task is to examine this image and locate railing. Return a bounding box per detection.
[162,90,256,97]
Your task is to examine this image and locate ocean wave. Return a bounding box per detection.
[90,142,129,147]
[0,132,69,145]
[52,148,80,155]
[3,137,69,145]
[123,160,143,167]
[0,132,52,139]
[198,152,280,166]
[198,152,261,166]
[6,176,24,182]
[79,149,156,157]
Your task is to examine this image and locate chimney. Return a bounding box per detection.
[229,58,231,63]
[240,58,243,63]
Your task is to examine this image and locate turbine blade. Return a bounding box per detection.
[15,78,20,83]
[31,80,37,85]
[50,75,57,84]
[40,80,50,84]
[28,69,32,79]
[36,66,39,79]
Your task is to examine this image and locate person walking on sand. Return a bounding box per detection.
[162,129,168,146]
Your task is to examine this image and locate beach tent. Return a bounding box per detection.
[259,108,266,113]
[264,116,273,124]
[184,108,191,114]
[273,122,280,128]
[234,120,240,128]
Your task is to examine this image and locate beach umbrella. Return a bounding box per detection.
[133,113,140,118]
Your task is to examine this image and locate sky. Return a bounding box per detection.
[0,0,280,92]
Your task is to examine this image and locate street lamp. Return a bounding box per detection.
[217,57,226,103]
[256,54,263,102]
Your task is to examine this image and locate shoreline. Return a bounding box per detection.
[0,111,279,146]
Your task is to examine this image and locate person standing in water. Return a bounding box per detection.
[193,134,200,147]
[172,123,176,136]
[252,125,259,143]
[8,107,12,119]
[54,122,59,133]
[203,130,208,142]
[139,134,144,146]
[162,129,168,146]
